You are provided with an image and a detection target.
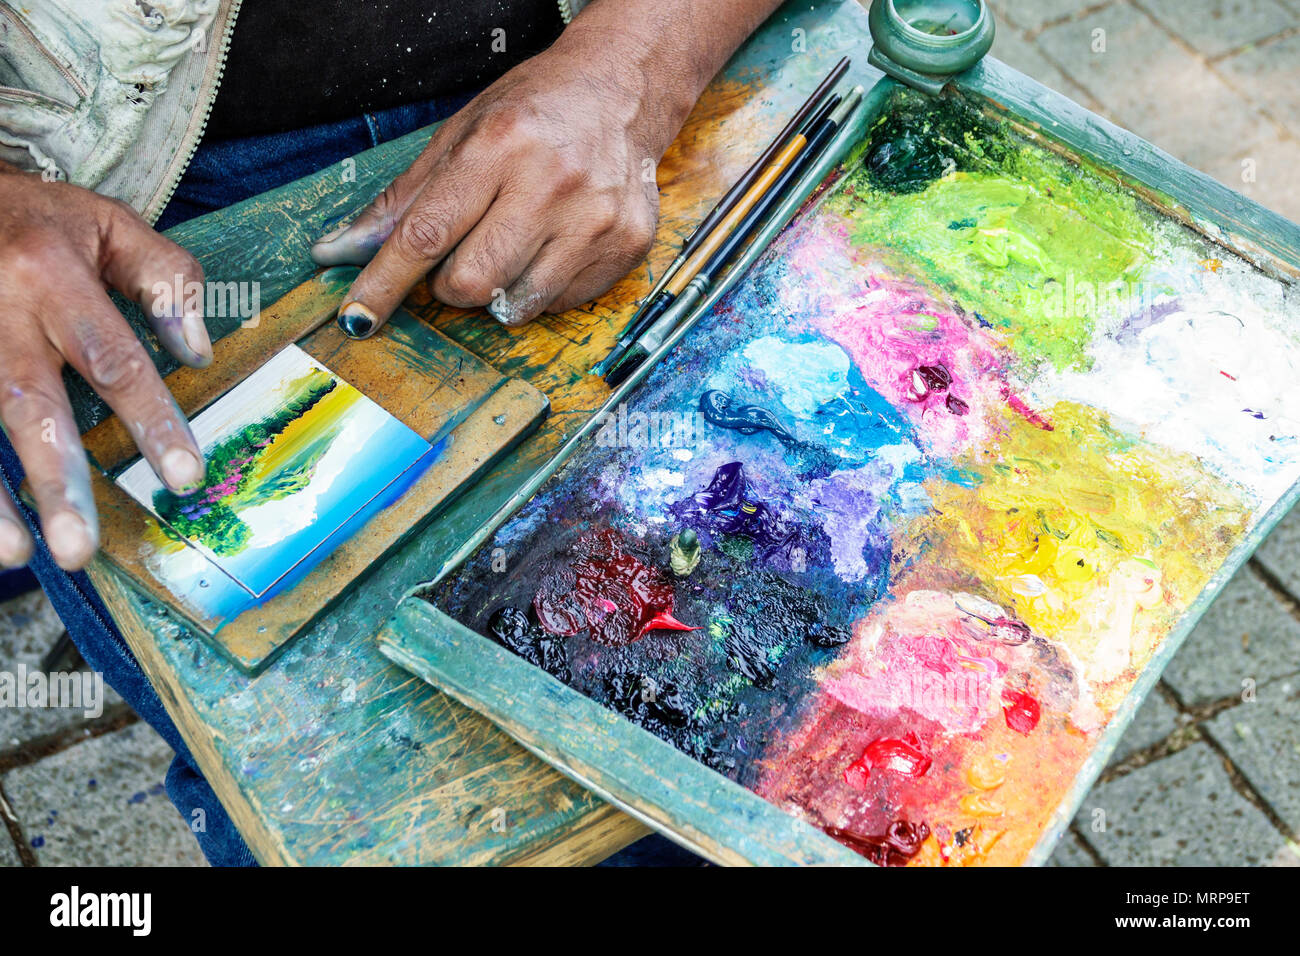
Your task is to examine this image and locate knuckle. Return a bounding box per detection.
[2,243,57,284]
[30,477,71,508]
[623,213,657,260]
[371,182,405,222]
[169,247,203,283]
[585,192,621,233]
[80,325,149,391]
[438,258,497,306]
[551,151,591,193]
[478,106,531,148]
[396,206,453,260]
[0,380,59,433]
[104,196,141,222]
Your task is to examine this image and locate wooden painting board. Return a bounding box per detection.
[69,269,549,673]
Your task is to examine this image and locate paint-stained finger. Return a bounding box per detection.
[540,211,656,317]
[0,489,34,569]
[427,196,545,311]
[488,239,589,327]
[97,197,213,368]
[495,233,641,326]
[43,276,205,497]
[0,352,99,570]
[310,116,465,268]
[336,151,500,339]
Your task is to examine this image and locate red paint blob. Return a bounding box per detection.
[843,731,932,788]
[842,760,872,791]
[533,529,698,646]
[1001,687,1041,734]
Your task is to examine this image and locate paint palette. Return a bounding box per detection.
[385,86,1300,865]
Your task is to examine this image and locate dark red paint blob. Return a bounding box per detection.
[1001,687,1041,733]
[916,363,952,392]
[824,819,930,866]
[842,731,932,788]
[533,529,698,646]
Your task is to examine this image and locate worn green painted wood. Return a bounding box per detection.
[379,601,868,866]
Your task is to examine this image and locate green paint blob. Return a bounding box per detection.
[845,92,1158,371]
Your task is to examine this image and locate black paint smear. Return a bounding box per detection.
[436,511,883,789]
[487,606,572,684]
[863,90,1011,195]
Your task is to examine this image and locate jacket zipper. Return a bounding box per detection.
[146,0,243,225]
[557,0,577,22]
[0,4,89,100]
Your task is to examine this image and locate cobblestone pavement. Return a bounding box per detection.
[1,0,1297,867]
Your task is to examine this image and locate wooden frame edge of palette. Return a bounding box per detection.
[73,271,551,674]
[376,598,870,867]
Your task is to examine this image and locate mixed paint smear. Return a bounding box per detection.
[432,89,1300,864]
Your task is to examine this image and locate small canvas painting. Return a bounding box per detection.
[118,345,432,598]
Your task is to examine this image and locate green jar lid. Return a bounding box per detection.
[867,0,996,95]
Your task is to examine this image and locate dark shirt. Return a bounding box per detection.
[205,1,565,139]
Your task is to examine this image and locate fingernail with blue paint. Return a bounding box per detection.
[338,301,376,339]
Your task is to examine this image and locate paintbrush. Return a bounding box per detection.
[592,56,850,378]
[604,88,863,389]
[593,94,843,380]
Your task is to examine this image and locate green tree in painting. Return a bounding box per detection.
[153,372,339,556]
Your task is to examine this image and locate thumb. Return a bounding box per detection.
[309,184,409,269]
[310,124,461,268]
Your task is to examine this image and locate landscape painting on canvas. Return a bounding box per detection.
[429,89,1300,866]
[118,345,432,609]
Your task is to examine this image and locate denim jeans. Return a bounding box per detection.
[4,92,691,868]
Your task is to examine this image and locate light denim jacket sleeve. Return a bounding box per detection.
[0,0,589,224]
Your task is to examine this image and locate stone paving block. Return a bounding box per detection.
[1256,503,1300,597]
[1204,682,1300,834]
[1078,742,1290,865]
[1215,31,1300,130]
[1036,1,1269,176]
[1163,564,1300,706]
[1136,0,1296,60]
[1047,829,1099,865]
[1106,687,1182,766]
[0,829,18,867]
[1227,131,1300,224]
[1,723,205,866]
[989,16,1102,109]
[989,0,1098,33]
[0,592,124,751]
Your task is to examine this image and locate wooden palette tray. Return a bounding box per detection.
[374,65,1300,866]
[69,268,549,674]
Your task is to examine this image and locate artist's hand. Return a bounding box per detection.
[312,0,780,334]
[0,164,211,571]
[312,42,673,332]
